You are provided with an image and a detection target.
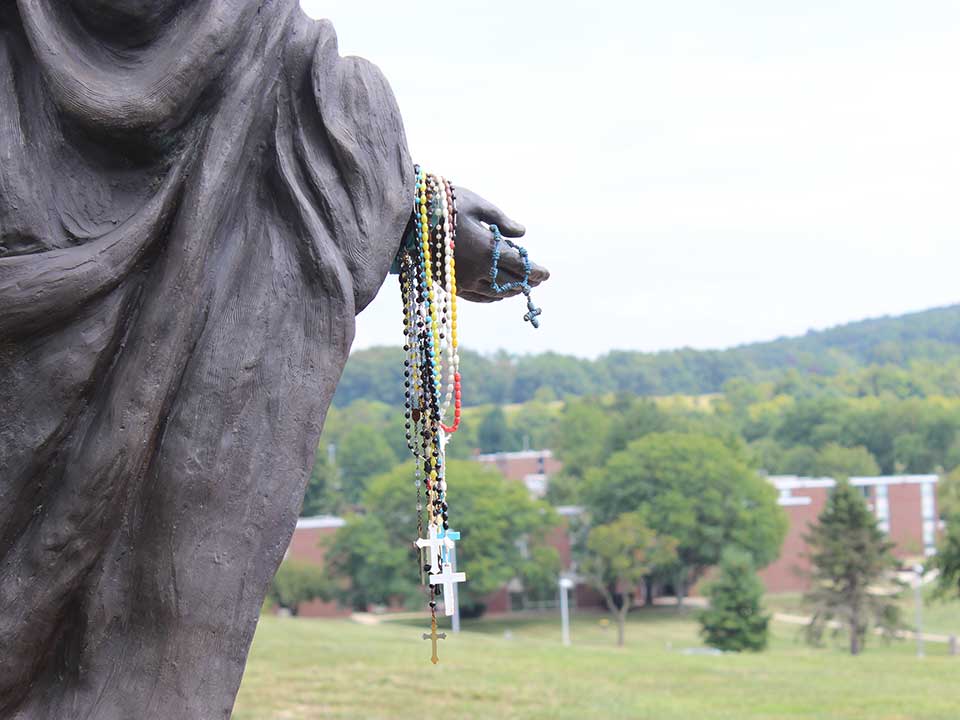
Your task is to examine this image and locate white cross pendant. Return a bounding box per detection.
[429,561,466,616]
[414,525,454,575]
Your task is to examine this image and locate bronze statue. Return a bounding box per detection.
[0,1,547,717]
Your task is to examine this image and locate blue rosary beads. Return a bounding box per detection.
[489,224,543,328]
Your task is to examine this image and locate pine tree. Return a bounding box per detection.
[698,548,770,652]
[803,480,902,655]
[933,470,960,598]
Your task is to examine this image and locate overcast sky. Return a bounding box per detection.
[300,0,960,358]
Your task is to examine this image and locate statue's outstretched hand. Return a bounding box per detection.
[453,188,549,303]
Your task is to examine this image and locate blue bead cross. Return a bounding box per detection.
[523,298,542,328]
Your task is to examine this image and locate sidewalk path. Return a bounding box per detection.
[773,611,954,644]
[350,611,426,626]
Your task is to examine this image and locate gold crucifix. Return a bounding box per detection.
[421,613,447,665]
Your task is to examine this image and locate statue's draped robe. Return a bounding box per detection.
[0,1,413,716]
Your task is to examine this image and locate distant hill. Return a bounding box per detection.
[334,304,960,407]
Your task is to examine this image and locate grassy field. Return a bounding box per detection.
[233,608,958,720]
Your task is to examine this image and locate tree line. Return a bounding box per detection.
[334,303,960,406]
[303,385,960,519]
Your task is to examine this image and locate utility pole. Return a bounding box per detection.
[914,564,925,658]
[559,576,574,646]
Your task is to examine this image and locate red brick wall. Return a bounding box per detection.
[574,584,606,609]
[482,588,511,614]
[758,487,829,593]
[886,483,925,558]
[475,451,562,483]
[758,480,933,594]
[546,522,573,568]
[287,526,333,565]
[284,525,350,618]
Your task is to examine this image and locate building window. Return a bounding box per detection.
[523,473,548,498]
[874,484,890,534]
[922,482,937,556]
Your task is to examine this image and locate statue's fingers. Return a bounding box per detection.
[475,200,525,238]
[481,208,548,285]
[456,186,526,237]
[458,288,498,303]
[495,243,547,289]
[486,211,526,238]
[528,261,550,286]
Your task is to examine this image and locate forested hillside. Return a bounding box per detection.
[309,303,960,523]
[335,304,960,406]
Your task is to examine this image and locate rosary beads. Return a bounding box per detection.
[397,168,545,663]
[489,224,543,328]
[398,166,466,664]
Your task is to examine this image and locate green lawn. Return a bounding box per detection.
[234,608,958,720]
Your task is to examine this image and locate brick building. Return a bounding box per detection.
[474,449,562,498]
[760,474,939,593]
[283,453,943,615]
[475,450,606,610]
[285,449,604,617]
[283,516,351,617]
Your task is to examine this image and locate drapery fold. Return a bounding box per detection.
[0,2,413,717]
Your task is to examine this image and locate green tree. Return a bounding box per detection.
[803,480,902,655]
[552,397,613,480]
[321,398,396,445]
[748,437,786,474]
[893,432,935,474]
[512,352,600,402]
[578,512,677,647]
[509,398,560,451]
[779,445,820,476]
[477,405,516,453]
[698,549,770,652]
[520,545,562,603]
[583,433,787,603]
[302,443,345,516]
[326,461,557,615]
[325,513,420,610]
[775,397,847,449]
[268,561,331,616]
[337,425,399,503]
[813,443,880,479]
[933,470,960,597]
[333,305,960,406]
[606,397,667,455]
[544,472,582,505]
[333,346,406,406]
